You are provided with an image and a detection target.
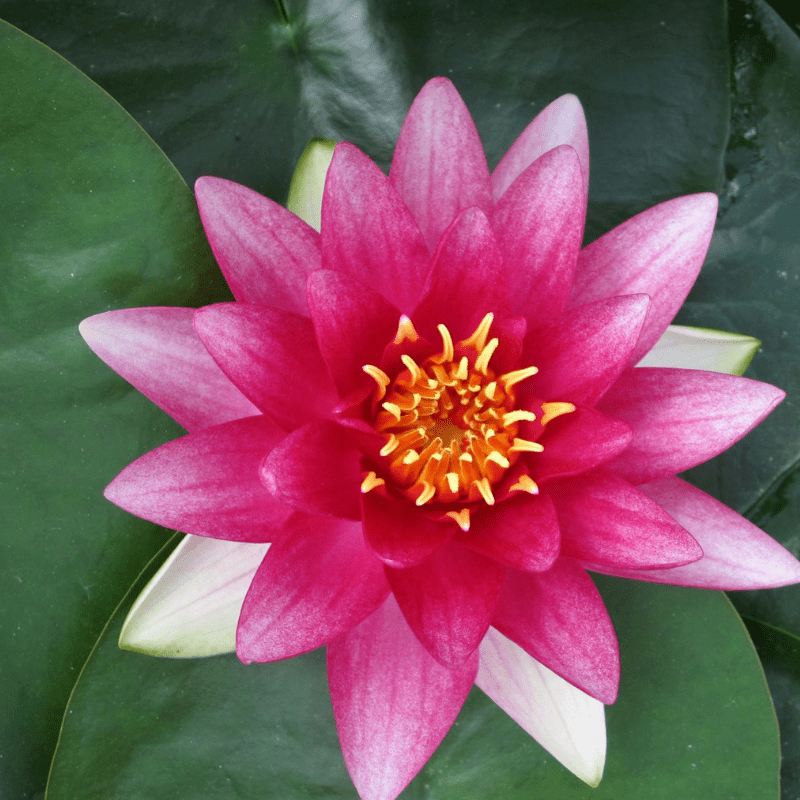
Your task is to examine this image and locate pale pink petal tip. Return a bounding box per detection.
[477,628,606,786]
[119,535,269,657]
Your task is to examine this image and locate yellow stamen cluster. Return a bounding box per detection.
[361,314,576,522]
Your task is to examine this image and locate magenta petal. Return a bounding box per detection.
[412,207,508,341]
[328,595,477,800]
[195,177,320,314]
[79,307,259,432]
[260,421,362,520]
[321,143,430,312]
[598,368,785,484]
[550,471,703,570]
[193,303,337,431]
[105,415,290,541]
[307,269,402,398]
[493,560,620,704]
[492,94,590,201]
[386,542,504,668]
[525,294,649,406]
[572,193,718,364]
[492,145,586,323]
[236,513,388,662]
[456,494,560,572]
[361,491,456,567]
[390,77,492,253]
[533,406,633,481]
[598,477,800,589]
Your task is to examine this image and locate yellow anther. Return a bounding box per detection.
[541,401,576,426]
[446,508,471,532]
[400,354,423,384]
[502,410,537,426]
[509,474,539,494]
[474,337,500,375]
[454,356,469,381]
[362,364,391,400]
[484,381,497,401]
[486,450,510,469]
[379,434,399,457]
[500,365,539,390]
[360,472,386,493]
[402,450,420,465]
[382,402,402,421]
[445,472,459,493]
[509,437,545,453]
[460,312,494,351]
[394,314,419,344]
[437,324,454,362]
[473,478,496,505]
[414,481,436,506]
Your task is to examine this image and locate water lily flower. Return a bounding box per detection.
[80,78,800,800]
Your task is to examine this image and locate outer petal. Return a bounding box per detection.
[193,303,337,431]
[550,471,703,570]
[596,477,800,589]
[386,542,504,668]
[307,269,401,398]
[492,560,619,704]
[524,294,649,406]
[532,406,633,481]
[411,207,507,342]
[477,627,606,787]
[286,137,336,232]
[119,535,268,657]
[455,494,560,572]
[390,77,492,253]
[237,513,389,663]
[598,368,785,484]
[637,324,761,376]
[328,595,477,800]
[79,307,259,432]
[572,193,718,364]
[321,143,430,312]
[492,145,586,323]
[260,420,363,520]
[492,94,590,201]
[104,415,290,542]
[361,490,456,567]
[195,176,320,314]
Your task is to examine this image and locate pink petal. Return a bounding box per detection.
[524,294,649,406]
[236,513,389,662]
[79,307,259,432]
[104,415,290,542]
[477,628,606,786]
[193,303,337,431]
[492,560,620,704]
[119,535,269,657]
[532,406,633,481]
[390,77,492,253]
[260,420,363,520]
[456,494,560,572]
[595,477,800,589]
[411,207,508,342]
[321,143,430,312]
[194,176,320,314]
[361,491,456,567]
[492,145,586,323]
[307,269,401,398]
[550,471,703,569]
[572,193,718,364]
[386,542,504,668]
[598,368,785,484]
[492,94,590,202]
[328,595,477,800]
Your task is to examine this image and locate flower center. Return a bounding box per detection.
[361,313,575,528]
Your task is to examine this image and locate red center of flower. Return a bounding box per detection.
[361,313,574,530]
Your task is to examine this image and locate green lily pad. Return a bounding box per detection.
[46,572,778,799]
